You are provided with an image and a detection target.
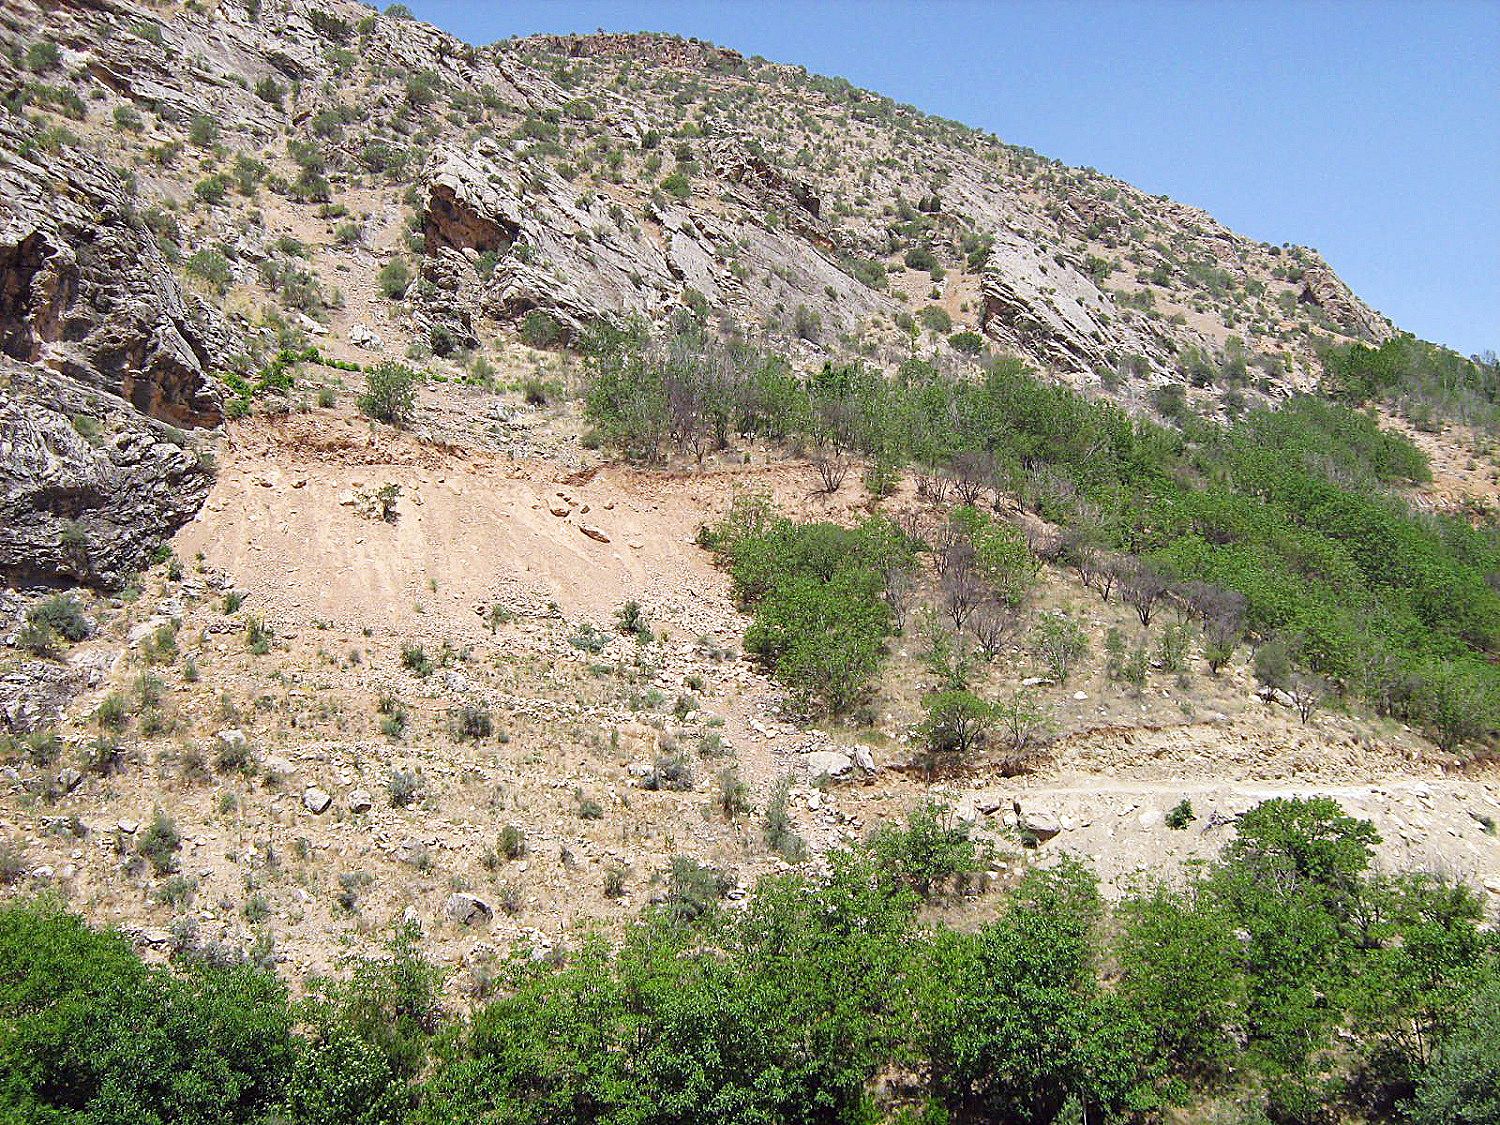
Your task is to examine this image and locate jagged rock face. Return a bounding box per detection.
[978,232,1172,377]
[702,136,832,250]
[524,31,749,73]
[0,114,226,587]
[1299,263,1391,342]
[419,142,891,340]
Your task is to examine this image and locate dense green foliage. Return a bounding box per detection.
[704,495,916,715]
[587,325,1500,749]
[2,799,1494,1123]
[1323,333,1500,434]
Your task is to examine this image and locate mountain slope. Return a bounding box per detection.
[5,0,1392,386]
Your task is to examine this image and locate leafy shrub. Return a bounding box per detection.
[377,257,411,299]
[918,306,952,334]
[646,752,693,792]
[25,42,61,72]
[187,249,233,292]
[1165,800,1195,830]
[903,245,938,271]
[15,622,59,658]
[245,615,272,655]
[387,769,422,809]
[843,257,888,289]
[1031,611,1089,683]
[498,824,525,860]
[1411,970,1500,1125]
[871,801,977,897]
[918,689,995,756]
[717,511,908,716]
[659,171,691,200]
[792,304,822,342]
[138,810,181,874]
[96,692,128,731]
[378,694,408,739]
[215,736,253,775]
[254,75,285,106]
[614,599,651,641]
[762,777,806,862]
[358,362,417,426]
[519,310,563,349]
[448,702,492,741]
[717,767,751,818]
[27,594,89,644]
[194,174,229,205]
[949,329,985,354]
[0,793,1492,1123]
[0,841,28,885]
[0,898,295,1122]
[657,856,729,924]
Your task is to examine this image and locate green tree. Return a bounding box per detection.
[917,861,1154,1123]
[0,898,294,1124]
[1205,798,1380,1092]
[1116,882,1246,1080]
[1410,967,1500,1125]
[358,362,418,427]
[870,801,977,898]
[916,689,994,756]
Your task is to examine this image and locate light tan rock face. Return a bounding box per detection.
[416,139,893,346]
[3,0,1396,384]
[978,233,1173,377]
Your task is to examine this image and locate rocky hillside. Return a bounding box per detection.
[0,0,1408,583]
[2,9,1499,1113]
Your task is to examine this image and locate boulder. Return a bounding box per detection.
[348,324,384,350]
[1015,803,1062,840]
[445,892,493,927]
[302,786,332,815]
[56,767,82,794]
[805,750,853,780]
[347,789,373,814]
[579,524,610,543]
[971,790,1007,815]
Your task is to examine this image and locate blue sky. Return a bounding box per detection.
[407,1,1499,357]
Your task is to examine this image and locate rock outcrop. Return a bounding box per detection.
[418,140,890,343]
[1298,262,1394,342]
[978,232,1169,377]
[0,113,226,587]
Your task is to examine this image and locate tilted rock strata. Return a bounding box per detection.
[0,114,225,586]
